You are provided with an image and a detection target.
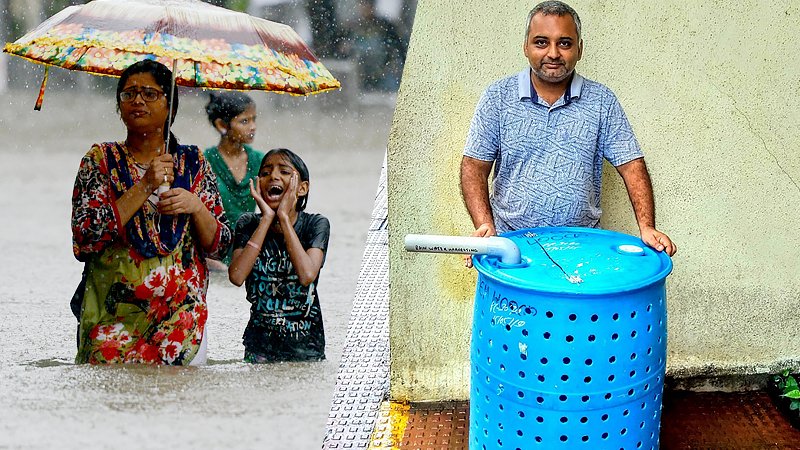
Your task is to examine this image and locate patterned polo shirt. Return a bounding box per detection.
[464,69,643,234]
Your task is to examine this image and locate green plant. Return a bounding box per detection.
[770,369,800,418]
[773,369,800,412]
[768,369,800,429]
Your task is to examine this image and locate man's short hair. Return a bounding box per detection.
[525,1,582,43]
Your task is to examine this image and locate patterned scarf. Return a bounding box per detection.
[105,142,200,258]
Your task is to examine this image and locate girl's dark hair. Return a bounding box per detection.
[116,59,179,153]
[261,148,310,211]
[205,91,255,127]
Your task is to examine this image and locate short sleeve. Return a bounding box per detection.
[600,96,644,167]
[71,144,123,261]
[306,214,330,252]
[463,87,501,162]
[192,148,232,258]
[304,214,330,266]
[232,212,260,251]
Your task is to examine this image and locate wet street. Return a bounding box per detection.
[0,84,390,449]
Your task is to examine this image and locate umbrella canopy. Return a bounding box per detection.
[3,0,340,96]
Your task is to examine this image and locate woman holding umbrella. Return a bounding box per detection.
[71,59,231,365]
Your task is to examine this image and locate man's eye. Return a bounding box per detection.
[558,41,573,48]
[534,40,547,47]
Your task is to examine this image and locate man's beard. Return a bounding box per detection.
[531,60,572,83]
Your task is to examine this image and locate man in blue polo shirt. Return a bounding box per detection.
[461,0,676,259]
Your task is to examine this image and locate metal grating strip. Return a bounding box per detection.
[323,161,390,449]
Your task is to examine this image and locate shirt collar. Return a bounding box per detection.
[517,68,585,104]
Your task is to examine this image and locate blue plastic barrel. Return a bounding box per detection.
[470,227,673,450]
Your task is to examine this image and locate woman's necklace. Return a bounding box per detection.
[125,141,154,169]
[132,159,150,170]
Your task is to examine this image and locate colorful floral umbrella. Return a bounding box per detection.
[3,0,341,109]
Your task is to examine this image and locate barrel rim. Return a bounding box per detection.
[472,226,674,296]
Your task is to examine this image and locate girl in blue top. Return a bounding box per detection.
[228,148,330,362]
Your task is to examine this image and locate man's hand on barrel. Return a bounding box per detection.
[465,222,497,268]
[640,226,677,257]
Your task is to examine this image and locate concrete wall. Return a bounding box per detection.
[387,0,800,401]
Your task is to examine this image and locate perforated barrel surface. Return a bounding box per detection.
[470,227,672,450]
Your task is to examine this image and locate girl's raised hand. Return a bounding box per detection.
[277,171,299,219]
[249,177,275,222]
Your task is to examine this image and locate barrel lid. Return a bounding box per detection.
[472,227,673,295]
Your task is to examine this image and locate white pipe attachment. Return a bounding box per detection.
[404,234,521,265]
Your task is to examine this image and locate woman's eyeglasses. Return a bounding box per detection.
[119,88,165,103]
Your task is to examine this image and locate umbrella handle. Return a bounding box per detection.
[161,59,178,156]
[155,59,178,201]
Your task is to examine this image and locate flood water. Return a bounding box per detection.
[0,82,390,449]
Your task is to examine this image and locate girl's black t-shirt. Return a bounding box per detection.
[233,211,330,361]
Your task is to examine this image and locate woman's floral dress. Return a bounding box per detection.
[72,142,231,365]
